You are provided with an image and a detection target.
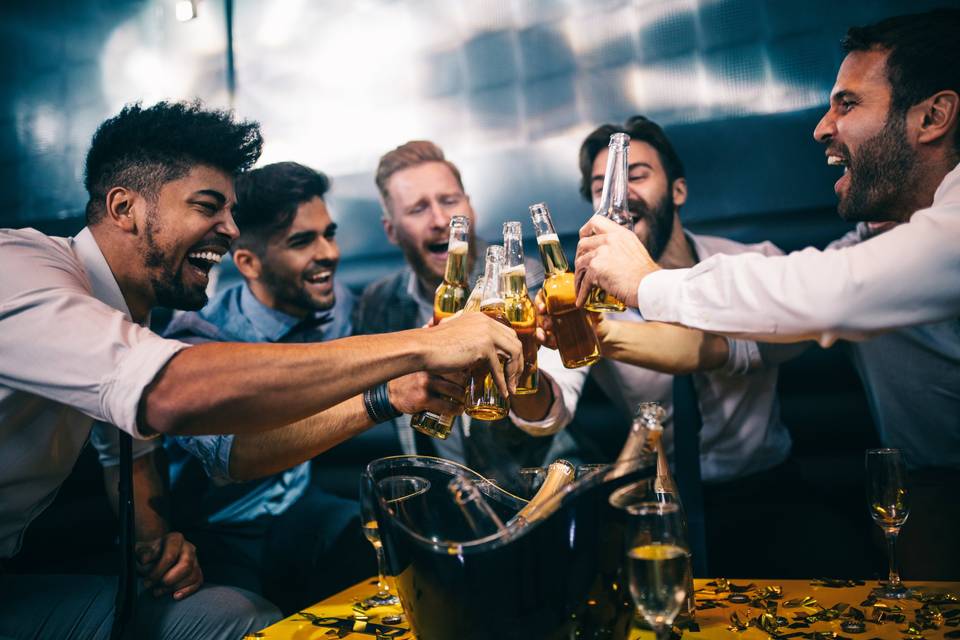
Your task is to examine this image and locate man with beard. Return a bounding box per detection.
[575,9,960,578]
[0,103,523,638]
[353,140,569,491]
[518,116,806,577]
[160,161,465,612]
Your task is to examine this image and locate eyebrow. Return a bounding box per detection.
[189,189,227,205]
[287,222,337,244]
[831,89,859,104]
[591,161,655,183]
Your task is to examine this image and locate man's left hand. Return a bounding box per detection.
[136,531,204,600]
[574,215,660,308]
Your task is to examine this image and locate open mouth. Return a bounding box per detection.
[304,269,333,286]
[185,250,223,276]
[426,241,448,255]
[827,153,850,194]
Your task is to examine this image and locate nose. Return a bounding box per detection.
[814,109,835,144]
[218,210,240,241]
[428,200,450,229]
[314,237,339,264]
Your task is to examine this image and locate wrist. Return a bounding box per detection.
[363,382,402,424]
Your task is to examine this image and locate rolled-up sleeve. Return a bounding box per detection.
[89,421,159,467]
[0,234,189,439]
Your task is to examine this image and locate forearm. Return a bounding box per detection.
[104,451,170,542]
[228,395,373,481]
[598,320,728,374]
[142,331,423,436]
[510,379,554,422]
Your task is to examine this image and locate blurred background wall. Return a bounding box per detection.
[1,0,951,289]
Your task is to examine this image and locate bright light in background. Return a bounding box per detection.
[100,0,228,112]
[175,0,198,23]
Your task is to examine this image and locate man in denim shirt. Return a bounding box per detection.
[164,162,464,612]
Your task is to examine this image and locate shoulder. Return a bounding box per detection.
[692,232,784,258]
[0,228,87,299]
[354,270,412,334]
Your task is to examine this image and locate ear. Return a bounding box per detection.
[671,177,688,208]
[381,209,399,246]
[915,90,959,147]
[232,247,262,281]
[103,187,139,233]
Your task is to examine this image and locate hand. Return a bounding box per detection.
[574,215,660,308]
[387,372,466,416]
[532,290,557,350]
[136,532,203,600]
[418,312,522,397]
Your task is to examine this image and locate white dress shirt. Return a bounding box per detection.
[513,232,794,483]
[0,227,188,557]
[637,163,960,347]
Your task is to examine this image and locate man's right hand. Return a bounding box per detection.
[388,371,466,416]
[418,312,522,397]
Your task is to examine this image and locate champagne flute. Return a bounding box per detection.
[623,502,691,640]
[866,448,911,598]
[359,474,431,605]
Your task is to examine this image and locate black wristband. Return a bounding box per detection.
[363,383,402,423]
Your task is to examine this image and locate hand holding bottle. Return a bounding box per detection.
[574,215,660,309]
[387,372,465,417]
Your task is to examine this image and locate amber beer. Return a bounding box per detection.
[529,203,600,369]
[465,246,510,421]
[585,133,631,312]
[502,222,538,395]
[410,216,471,439]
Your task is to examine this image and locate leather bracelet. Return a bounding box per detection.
[363,383,402,423]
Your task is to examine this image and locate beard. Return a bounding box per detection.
[628,191,674,262]
[837,111,918,222]
[259,261,337,315]
[143,211,209,311]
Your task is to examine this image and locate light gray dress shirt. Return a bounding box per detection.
[0,227,188,557]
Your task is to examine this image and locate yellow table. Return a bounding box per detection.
[254,577,960,639]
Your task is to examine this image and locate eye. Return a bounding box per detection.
[441,195,462,206]
[324,229,337,240]
[839,99,857,113]
[195,201,218,215]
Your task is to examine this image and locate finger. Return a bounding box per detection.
[575,266,592,309]
[173,576,203,601]
[574,234,603,263]
[158,549,198,593]
[428,376,466,399]
[147,535,183,586]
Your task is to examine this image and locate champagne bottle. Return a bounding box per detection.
[465,246,511,421]
[502,222,538,395]
[585,132,630,313]
[528,202,600,369]
[447,475,506,538]
[508,459,575,526]
[627,401,696,620]
[410,216,471,439]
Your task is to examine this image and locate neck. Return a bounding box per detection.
[89,224,153,324]
[247,279,309,319]
[655,213,696,269]
[899,156,958,222]
[416,272,440,303]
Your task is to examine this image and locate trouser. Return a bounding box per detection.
[185,485,377,615]
[0,574,280,640]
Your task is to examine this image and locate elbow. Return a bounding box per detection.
[139,385,191,435]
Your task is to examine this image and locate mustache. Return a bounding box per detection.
[188,235,231,254]
[304,260,337,275]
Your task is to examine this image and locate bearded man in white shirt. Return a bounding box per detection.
[0,101,522,638]
[574,9,960,579]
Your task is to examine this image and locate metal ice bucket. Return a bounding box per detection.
[363,454,655,640]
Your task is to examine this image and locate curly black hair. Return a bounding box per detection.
[84,100,263,223]
[578,116,685,203]
[233,161,332,255]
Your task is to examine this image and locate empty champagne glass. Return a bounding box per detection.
[866,448,911,598]
[359,474,431,605]
[623,502,691,640]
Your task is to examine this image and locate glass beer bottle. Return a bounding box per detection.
[465,246,511,421]
[528,202,600,369]
[501,222,538,395]
[410,215,471,439]
[585,132,630,313]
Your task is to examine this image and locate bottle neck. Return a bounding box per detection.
[444,244,469,286]
[596,139,630,225]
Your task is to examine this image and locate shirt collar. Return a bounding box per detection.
[238,282,333,342]
[74,227,135,322]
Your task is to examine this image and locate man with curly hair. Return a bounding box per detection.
[0,102,522,638]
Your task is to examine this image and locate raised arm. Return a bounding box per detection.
[594,316,729,374]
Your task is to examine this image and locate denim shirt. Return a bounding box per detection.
[163,280,354,525]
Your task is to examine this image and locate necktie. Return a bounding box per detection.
[672,374,708,577]
[111,432,136,639]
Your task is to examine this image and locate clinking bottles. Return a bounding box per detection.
[501,222,538,395]
[623,401,696,621]
[465,246,511,421]
[410,216,471,439]
[528,202,600,369]
[585,132,630,313]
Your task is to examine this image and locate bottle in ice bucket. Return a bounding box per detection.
[585,132,630,313]
[528,202,601,369]
[409,215,471,439]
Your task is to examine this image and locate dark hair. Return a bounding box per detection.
[578,116,685,202]
[375,140,464,213]
[233,161,331,254]
[843,8,960,149]
[84,100,263,223]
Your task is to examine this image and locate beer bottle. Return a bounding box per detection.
[501,222,538,395]
[584,132,630,312]
[528,202,600,369]
[465,246,511,421]
[410,216,471,439]
[508,459,575,527]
